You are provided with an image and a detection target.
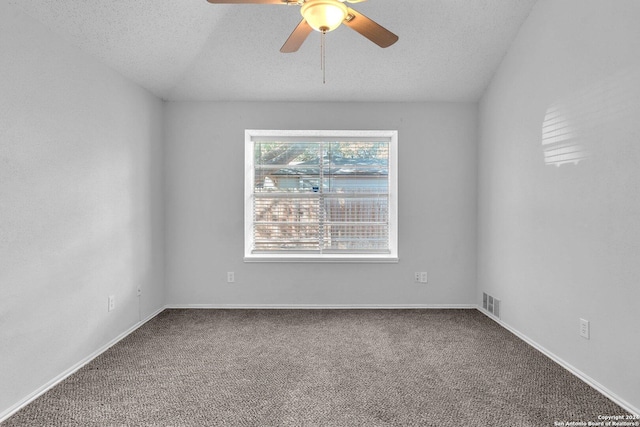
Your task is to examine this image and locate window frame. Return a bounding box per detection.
[244,129,398,263]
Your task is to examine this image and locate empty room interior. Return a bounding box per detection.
[1,0,639,425]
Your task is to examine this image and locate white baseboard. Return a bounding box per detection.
[165,304,477,310]
[0,307,164,423]
[477,308,640,417]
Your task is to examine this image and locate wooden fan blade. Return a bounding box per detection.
[206,0,286,4]
[343,7,398,48]
[280,19,313,53]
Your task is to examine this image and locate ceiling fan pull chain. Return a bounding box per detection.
[321,28,326,84]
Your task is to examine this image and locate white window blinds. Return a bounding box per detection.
[245,130,398,262]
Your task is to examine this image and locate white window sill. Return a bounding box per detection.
[244,255,399,263]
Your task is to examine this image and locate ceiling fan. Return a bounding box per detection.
[205,0,399,53]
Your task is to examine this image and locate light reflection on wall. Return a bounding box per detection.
[542,102,585,166]
[542,67,639,167]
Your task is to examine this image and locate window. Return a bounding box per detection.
[245,130,398,262]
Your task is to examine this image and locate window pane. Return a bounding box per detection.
[254,141,321,165]
[254,142,321,193]
[254,196,319,223]
[323,142,388,194]
[323,196,389,251]
[253,196,320,251]
[322,224,390,252]
[324,196,389,222]
[253,223,321,251]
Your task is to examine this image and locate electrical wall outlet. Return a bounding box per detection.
[579,318,590,339]
[227,272,235,283]
[108,295,115,312]
[414,272,428,283]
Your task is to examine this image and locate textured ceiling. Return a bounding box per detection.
[8,0,538,102]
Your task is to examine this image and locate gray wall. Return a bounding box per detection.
[163,102,478,306]
[0,4,165,417]
[478,0,640,412]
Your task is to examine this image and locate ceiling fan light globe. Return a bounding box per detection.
[301,0,348,32]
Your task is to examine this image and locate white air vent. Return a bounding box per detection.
[483,292,500,319]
